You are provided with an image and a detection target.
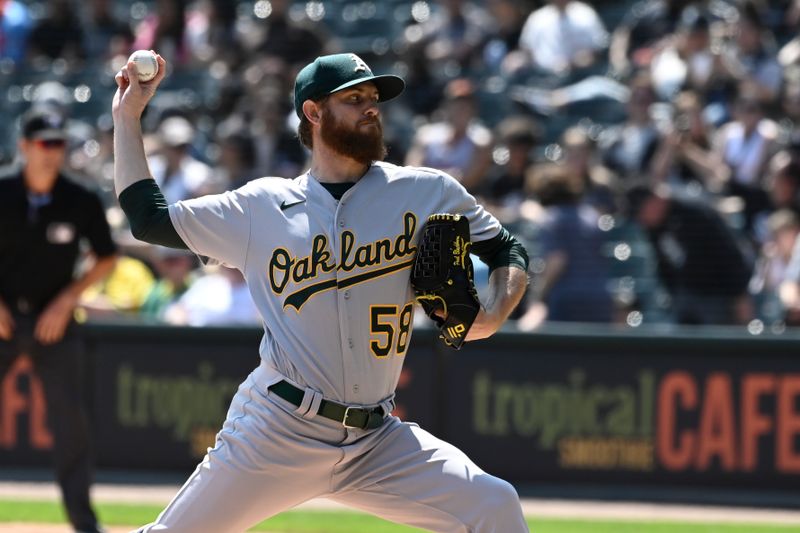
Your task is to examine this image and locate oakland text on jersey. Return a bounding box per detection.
[269,212,418,311]
[269,234,336,293]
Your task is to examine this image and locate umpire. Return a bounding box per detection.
[0,106,117,533]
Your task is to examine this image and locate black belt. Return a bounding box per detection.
[268,380,387,430]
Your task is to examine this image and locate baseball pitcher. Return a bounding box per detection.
[112,51,530,533]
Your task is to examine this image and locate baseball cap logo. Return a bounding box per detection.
[350,54,370,74]
[293,53,404,118]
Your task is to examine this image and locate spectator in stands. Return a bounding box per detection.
[781,81,800,132]
[0,0,32,64]
[213,81,305,182]
[716,1,783,103]
[28,80,72,116]
[26,0,86,64]
[561,126,617,214]
[599,73,662,182]
[251,0,328,72]
[80,0,133,62]
[651,90,718,191]
[405,78,493,191]
[163,265,260,326]
[482,0,529,74]
[710,91,782,232]
[148,115,221,203]
[514,0,609,80]
[609,0,693,77]
[518,163,614,329]
[399,0,489,114]
[398,42,442,117]
[248,88,308,179]
[751,151,800,243]
[478,115,539,219]
[778,5,800,69]
[133,0,190,66]
[140,246,197,321]
[626,182,754,325]
[778,214,800,326]
[750,209,800,322]
[78,253,156,319]
[649,7,720,100]
[0,105,116,533]
[403,0,494,82]
[70,116,117,210]
[215,127,259,190]
[768,151,800,213]
[184,0,239,65]
[610,0,738,77]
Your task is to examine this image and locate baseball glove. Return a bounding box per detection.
[411,213,481,349]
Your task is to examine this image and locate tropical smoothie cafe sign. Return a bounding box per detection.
[468,369,800,477]
[444,337,800,489]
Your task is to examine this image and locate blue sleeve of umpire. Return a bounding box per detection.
[470,227,529,275]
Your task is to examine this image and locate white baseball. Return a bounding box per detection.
[128,50,158,82]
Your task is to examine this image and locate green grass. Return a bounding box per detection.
[0,499,797,532]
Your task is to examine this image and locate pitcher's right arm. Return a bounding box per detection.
[112,52,167,195]
[112,53,187,249]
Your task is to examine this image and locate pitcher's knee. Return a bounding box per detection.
[482,477,521,513]
[467,476,527,532]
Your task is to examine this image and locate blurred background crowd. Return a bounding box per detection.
[5,0,800,332]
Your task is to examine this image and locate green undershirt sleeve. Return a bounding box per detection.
[118,179,189,249]
[471,227,529,275]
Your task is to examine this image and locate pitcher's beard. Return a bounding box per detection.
[320,108,387,165]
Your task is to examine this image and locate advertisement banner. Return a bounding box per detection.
[2,324,798,497]
[89,326,437,470]
[90,327,261,469]
[441,334,800,489]
[0,355,54,466]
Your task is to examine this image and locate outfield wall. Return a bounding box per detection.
[1,323,799,499]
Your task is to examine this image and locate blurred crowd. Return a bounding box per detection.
[5,0,800,331]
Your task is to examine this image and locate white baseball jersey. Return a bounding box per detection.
[168,161,501,406]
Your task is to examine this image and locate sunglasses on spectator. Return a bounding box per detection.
[33,138,67,149]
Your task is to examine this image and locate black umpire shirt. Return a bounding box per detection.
[0,167,117,315]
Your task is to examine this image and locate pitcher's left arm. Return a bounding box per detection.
[468,228,529,341]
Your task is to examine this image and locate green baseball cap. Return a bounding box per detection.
[294,53,405,118]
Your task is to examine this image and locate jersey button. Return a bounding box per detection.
[344,291,350,299]
[338,220,345,228]
[348,338,354,349]
[353,384,359,393]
